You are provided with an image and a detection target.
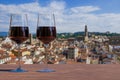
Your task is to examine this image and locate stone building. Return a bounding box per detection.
[108,36,120,45]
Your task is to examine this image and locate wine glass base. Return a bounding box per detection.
[37,68,55,72]
[10,68,27,72]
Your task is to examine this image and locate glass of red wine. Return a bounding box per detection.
[36,13,56,72]
[9,14,29,72]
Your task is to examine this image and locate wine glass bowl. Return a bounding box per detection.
[9,27,29,44]
[37,26,56,44]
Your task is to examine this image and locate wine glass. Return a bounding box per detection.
[36,13,56,72]
[9,14,29,72]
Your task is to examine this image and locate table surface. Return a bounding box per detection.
[0,64,120,80]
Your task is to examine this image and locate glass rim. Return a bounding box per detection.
[37,13,55,15]
[10,13,28,15]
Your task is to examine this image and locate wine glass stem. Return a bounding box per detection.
[44,44,49,69]
[18,44,21,69]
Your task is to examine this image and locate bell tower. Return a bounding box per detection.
[84,25,88,42]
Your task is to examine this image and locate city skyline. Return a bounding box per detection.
[0,0,120,33]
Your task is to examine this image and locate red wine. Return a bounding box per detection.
[9,26,29,44]
[37,26,56,44]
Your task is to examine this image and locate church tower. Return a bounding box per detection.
[84,25,88,42]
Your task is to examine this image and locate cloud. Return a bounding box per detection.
[0,1,66,33]
[70,6,100,13]
[0,1,120,33]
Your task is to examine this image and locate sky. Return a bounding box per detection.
[0,0,120,33]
